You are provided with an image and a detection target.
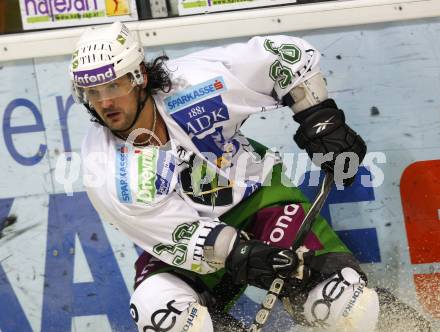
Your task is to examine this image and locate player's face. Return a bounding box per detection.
[85,75,139,131]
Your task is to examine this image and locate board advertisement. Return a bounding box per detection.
[18,0,138,30]
[178,0,296,15]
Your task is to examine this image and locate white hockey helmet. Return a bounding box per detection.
[69,21,145,103]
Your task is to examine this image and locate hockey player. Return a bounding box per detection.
[70,22,431,331]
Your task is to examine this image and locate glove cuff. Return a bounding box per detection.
[293,98,338,123]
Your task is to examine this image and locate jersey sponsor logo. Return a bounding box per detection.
[115,145,132,203]
[143,300,183,332]
[265,204,301,244]
[154,149,175,195]
[135,148,176,204]
[136,148,158,204]
[191,126,240,163]
[170,92,241,170]
[179,153,233,207]
[342,284,365,317]
[169,95,239,208]
[311,275,349,327]
[181,306,200,331]
[73,64,116,87]
[170,95,230,138]
[164,76,227,113]
[259,204,323,250]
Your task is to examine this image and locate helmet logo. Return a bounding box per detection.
[73,64,116,87]
[117,34,126,45]
[71,49,79,69]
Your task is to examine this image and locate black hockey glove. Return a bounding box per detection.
[293,99,366,186]
[225,240,299,290]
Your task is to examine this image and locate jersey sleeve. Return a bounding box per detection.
[183,35,322,100]
[87,183,225,274]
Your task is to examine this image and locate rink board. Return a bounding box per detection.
[0,18,439,331]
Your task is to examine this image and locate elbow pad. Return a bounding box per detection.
[283,72,328,113]
[203,225,239,270]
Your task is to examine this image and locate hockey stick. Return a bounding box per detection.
[248,171,334,332]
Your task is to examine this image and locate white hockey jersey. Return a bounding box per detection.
[82,35,321,274]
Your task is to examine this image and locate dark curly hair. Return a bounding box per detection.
[86,54,172,126]
[144,55,172,95]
